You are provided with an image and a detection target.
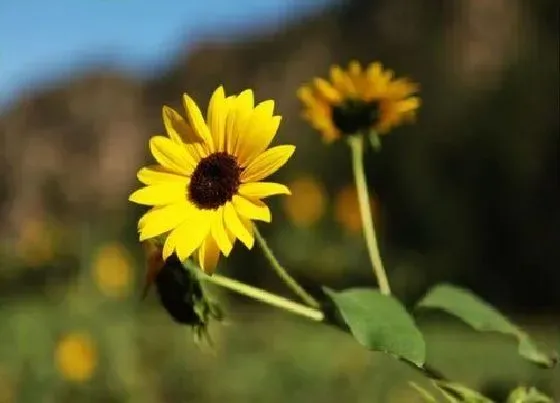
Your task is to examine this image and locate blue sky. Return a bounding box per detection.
[0,0,332,108]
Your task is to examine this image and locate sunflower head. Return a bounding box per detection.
[297,60,421,144]
[130,87,294,274]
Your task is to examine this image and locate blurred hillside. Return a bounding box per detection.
[0,0,558,315]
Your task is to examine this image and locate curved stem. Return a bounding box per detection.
[253,226,320,308]
[202,273,324,322]
[348,135,392,295]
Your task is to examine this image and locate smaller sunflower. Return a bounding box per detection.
[297,61,420,142]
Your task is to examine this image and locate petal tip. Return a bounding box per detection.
[128,190,142,203]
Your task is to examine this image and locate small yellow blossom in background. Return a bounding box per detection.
[92,242,133,299]
[129,86,294,273]
[334,184,378,234]
[15,217,56,267]
[282,176,326,228]
[298,60,420,142]
[55,332,97,383]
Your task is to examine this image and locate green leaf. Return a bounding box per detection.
[324,287,426,366]
[417,284,557,368]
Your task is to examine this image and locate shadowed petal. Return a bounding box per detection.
[223,201,254,249]
[198,235,221,274]
[183,94,214,152]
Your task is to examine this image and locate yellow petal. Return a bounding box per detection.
[137,165,188,185]
[207,86,228,152]
[236,100,281,165]
[348,60,362,76]
[239,216,255,241]
[313,78,341,102]
[253,99,274,117]
[129,182,187,206]
[385,79,419,99]
[297,86,315,106]
[161,229,176,260]
[347,61,365,95]
[238,182,290,198]
[330,66,354,94]
[223,95,237,153]
[227,89,254,156]
[149,136,194,175]
[366,62,383,82]
[138,202,191,241]
[232,195,271,222]
[198,235,221,274]
[224,201,254,249]
[162,106,188,143]
[396,97,421,114]
[235,89,255,112]
[183,94,214,152]
[164,209,214,261]
[241,145,295,183]
[211,207,233,256]
[162,107,210,161]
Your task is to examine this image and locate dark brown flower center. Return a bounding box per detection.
[188,152,243,210]
[331,99,380,135]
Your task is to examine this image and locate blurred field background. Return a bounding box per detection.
[0,0,559,402]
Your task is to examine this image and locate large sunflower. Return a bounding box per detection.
[297,61,420,142]
[129,86,294,273]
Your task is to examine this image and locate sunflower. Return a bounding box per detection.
[297,61,420,142]
[129,87,294,273]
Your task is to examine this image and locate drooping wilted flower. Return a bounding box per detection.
[142,240,222,338]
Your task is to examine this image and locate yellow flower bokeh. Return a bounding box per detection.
[55,332,97,383]
[92,243,133,299]
[282,176,326,228]
[334,185,378,234]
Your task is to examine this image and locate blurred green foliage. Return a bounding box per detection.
[0,222,558,402]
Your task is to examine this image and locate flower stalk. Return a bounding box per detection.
[253,225,321,308]
[348,135,391,295]
[200,272,324,322]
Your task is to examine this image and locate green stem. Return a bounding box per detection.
[348,135,392,295]
[202,273,324,322]
[253,226,321,308]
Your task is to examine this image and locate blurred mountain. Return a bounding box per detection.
[0,0,558,312]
